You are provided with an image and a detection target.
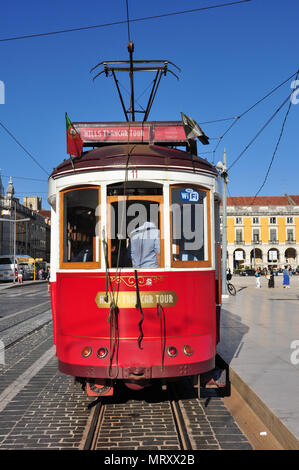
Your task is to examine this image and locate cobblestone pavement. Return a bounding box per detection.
[0,283,51,347]
[0,324,252,450]
[0,328,91,449]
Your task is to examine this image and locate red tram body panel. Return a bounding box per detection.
[52,270,216,379]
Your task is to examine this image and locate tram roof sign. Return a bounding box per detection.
[72,121,196,147]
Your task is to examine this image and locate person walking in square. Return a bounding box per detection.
[268,268,275,288]
[255,267,261,288]
[283,265,290,288]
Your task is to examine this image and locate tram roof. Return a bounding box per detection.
[50,144,218,179]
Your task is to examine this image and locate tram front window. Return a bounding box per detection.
[171,186,210,266]
[62,188,99,264]
[108,198,162,268]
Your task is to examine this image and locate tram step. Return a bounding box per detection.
[199,366,231,398]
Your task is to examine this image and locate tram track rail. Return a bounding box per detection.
[168,383,193,450]
[82,401,105,450]
[4,318,53,351]
[0,299,52,350]
[81,381,197,451]
[0,307,51,336]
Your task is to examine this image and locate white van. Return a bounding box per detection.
[0,255,34,282]
[0,256,16,281]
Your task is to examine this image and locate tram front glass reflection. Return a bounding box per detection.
[171,187,205,262]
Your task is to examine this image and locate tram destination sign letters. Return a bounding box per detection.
[73,121,187,146]
[95,291,178,309]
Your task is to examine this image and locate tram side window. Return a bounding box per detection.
[63,188,99,263]
[171,187,208,265]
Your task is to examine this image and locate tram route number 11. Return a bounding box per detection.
[131,169,138,179]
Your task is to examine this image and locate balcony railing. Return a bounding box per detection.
[269,240,279,244]
[252,239,261,244]
[234,240,245,245]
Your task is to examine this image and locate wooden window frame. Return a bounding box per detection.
[107,195,164,269]
[170,184,211,268]
[59,186,101,269]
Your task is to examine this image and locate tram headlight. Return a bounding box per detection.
[183,345,193,356]
[167,346,178,358]
[81,346,92,358]
[97,347,108,359]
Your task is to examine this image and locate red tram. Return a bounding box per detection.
[48,120,222,396]
[48,44,223,396]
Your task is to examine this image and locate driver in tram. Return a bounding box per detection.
[129,220,160,268]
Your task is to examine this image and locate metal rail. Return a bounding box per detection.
[82,401,105,450]
[81,381,195,451]
[168,383,193,450]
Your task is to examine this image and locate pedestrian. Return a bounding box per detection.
[255,267,261,288]
[268,268,275,288]
[17,267,23,284]
[283,265,290,288]
[47,267,51,293]
[226,268,232,281]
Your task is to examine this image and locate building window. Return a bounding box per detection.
[286,217,293,224]
[236,229,243,242]
[269,217,276,224]
[287,229,294,241]
[235,217,242,224]
[252,229,260,242]
[269,228,277,242]
[252,217,259,224]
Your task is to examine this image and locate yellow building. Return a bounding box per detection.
[221,195,299,271]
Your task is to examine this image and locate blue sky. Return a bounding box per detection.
[0,0,298,209]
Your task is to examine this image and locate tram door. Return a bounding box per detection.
[107,196,164,269]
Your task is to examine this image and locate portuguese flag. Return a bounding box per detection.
[65,112,83,157]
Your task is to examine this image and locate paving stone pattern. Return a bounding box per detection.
[94,400,181,450]
[0,358,91,449]
[0,324,252,450]
[0,324,92,449]
[181,398,252,450]
[93,385,252,451]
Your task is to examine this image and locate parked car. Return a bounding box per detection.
[239,269,256,276]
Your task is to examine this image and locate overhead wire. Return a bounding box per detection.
[0,120,49,176]
[211,68,299,162]
[227,90,295,172]
[199,116,238,125]
[246,70,299,207]
[1,174,47,182]
[0,1,252,43]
